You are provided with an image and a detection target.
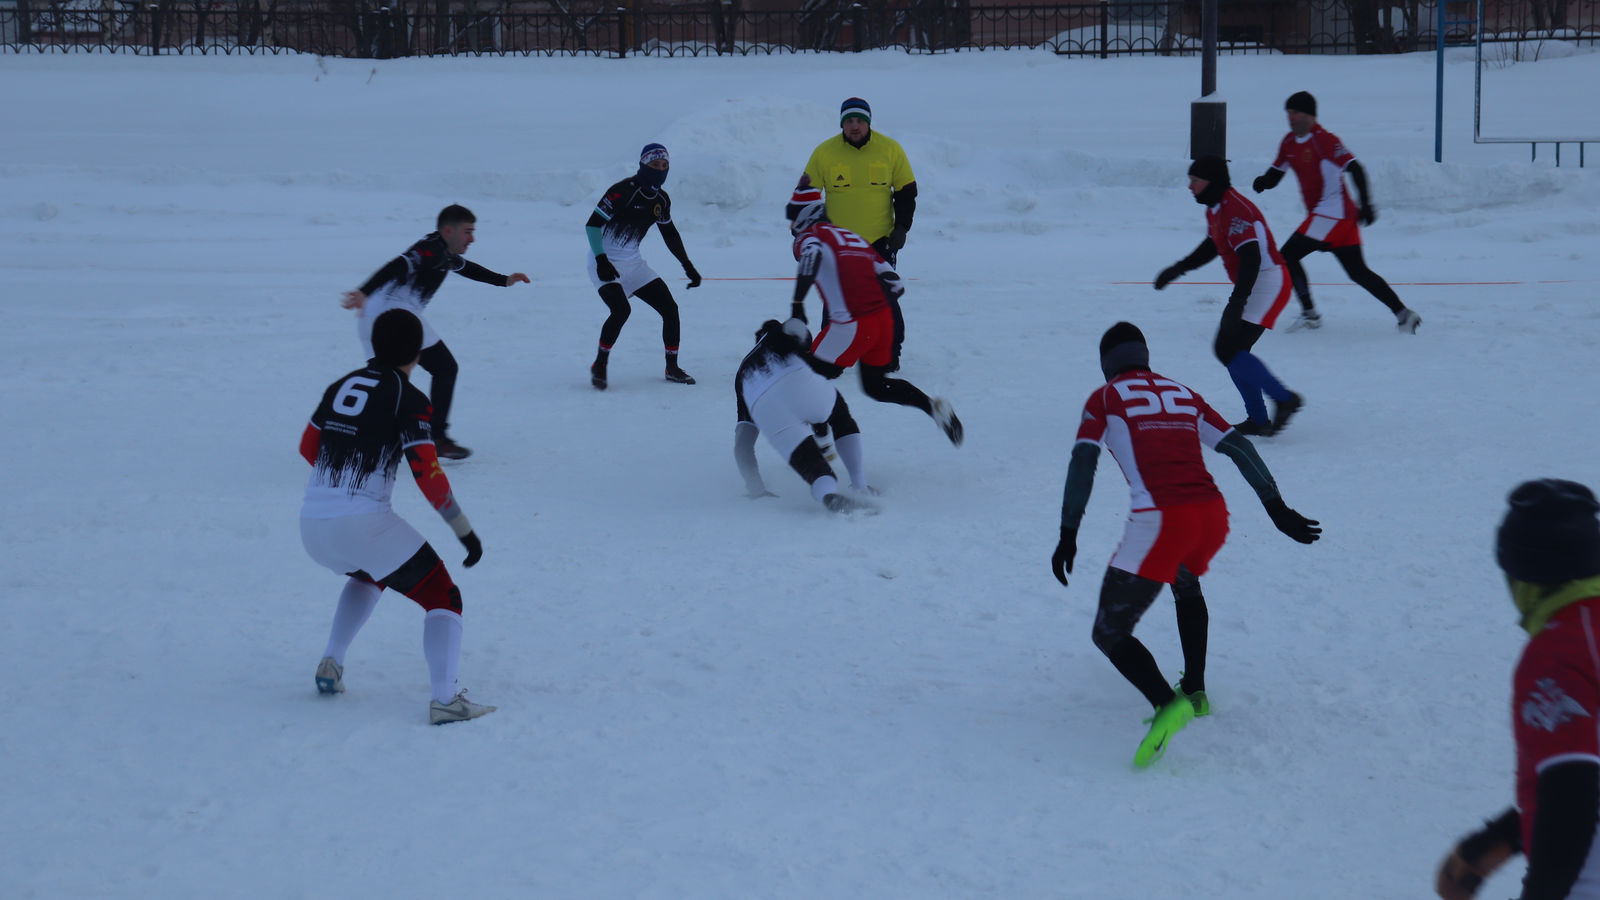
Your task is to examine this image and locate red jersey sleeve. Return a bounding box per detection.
[1075,386,1109,446]
[1315,129,1356,170]
[299,422,321,465]
[397,391,464,522]
[1271,134,1293,170]
[405,442,459,514]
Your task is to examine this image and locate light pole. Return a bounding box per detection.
[1189,0,1226,161]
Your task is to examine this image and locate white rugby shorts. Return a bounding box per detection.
[301,511,427,583]
[1240,262,1292,329]
[748,368,839,460]
[358,294,441,355]
[587,251,661,296]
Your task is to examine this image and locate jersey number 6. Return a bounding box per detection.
[333,376,380,417]
[1114,377,1198,417]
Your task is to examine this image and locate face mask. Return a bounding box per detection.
[637,163,668,189]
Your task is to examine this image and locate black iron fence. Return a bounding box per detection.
[1,0,1595,57]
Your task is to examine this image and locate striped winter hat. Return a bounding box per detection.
[786,184,827,233]
[639,143,670,165]
[839,97,871,125]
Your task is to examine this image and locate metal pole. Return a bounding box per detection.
[1473,0,1484,143]
[1435,0,1444,162]
[1189,0,1225,160]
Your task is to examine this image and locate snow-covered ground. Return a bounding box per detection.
[2,45,1598,898]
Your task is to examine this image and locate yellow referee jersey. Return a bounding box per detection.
[802,131,915,245]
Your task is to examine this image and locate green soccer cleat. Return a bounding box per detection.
[1174,677,1210,717]
[1134,694,1196,768]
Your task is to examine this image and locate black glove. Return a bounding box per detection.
[1264,498,1321,544]
[1251,168,1284,193]
[1359,203,1377,226]
[595,254,618,282]
[684,262,702,289]
[459,531,483,567]
[1437,812,1522,900]
[1154,264,1186,290]
[1051,527,1078,587]
[886,225,908,251]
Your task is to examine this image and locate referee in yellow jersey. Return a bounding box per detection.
[800,97,918,370]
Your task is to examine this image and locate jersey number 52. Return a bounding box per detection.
[1114,377,1197,417]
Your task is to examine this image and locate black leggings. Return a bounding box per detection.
[858,364,932,415]
[417,342,459,435]
[598,279,681,349]
[1281,233,1404,315]
[1213,301,1266,367]
[1091,566,1209,709]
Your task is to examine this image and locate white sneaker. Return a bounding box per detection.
[1396,308,1422,334]
[429,690,497,725]
[931,398,964,447]
[823,492,879,515]
[315,656,344,695]
[1284,310,1322,332]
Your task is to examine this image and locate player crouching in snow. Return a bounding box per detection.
[734,318,873,513]
[1052,322,1320,767]
[299,309,495,725]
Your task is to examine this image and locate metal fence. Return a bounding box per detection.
[1,0,1595,57]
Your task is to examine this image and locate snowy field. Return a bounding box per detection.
[3,44,1599,899]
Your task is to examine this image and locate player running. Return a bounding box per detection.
[1250,91,1420,333]
[1155,156,1304,436]
[1051,322,1320,767]
[299,309,496,725]
[785,185,962,448]
[340,204,530,461]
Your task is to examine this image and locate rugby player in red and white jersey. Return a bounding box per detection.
[299,309,495,725]
[785,186,963,447]
[1154,156,1304,437]
[1251,91,1421,333]
[1050,322,1320,767]
[1437,480,1600,900]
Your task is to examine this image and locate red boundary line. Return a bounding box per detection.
[705,278,1579,285]
[1106,280,1579,286]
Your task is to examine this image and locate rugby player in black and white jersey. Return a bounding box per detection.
[340,205,530,460]
[585,143,703,390]
[733,318,872,513]
[299,309,496,725]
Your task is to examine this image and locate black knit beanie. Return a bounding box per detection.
[1099,321,1150,380]
[1285,91,1317,116]
[1187,156,1231,205]
[372,309,424,367]
[1497,478,1600,583]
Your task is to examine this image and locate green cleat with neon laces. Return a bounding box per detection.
[1134,694,1196,768]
